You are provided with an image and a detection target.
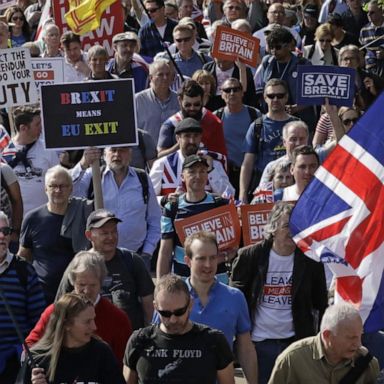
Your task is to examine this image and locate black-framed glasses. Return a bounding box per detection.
[0,227,12,236]
[266,93,286,99]
[146,7,160,13]
[157,302,190,318]
[222,86,242,93]
[342,118,358,125]
[175,36,192,43]
[183,102,202,108]
[47,184,71,191]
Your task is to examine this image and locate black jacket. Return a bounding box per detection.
[230,239,328,340]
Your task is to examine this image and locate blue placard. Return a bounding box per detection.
[296,65,355,107]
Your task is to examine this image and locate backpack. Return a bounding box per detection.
[87,165,149,204]
[215,105,260,123]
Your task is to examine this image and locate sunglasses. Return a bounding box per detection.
[175,36,192,43]
[269,43,288,51]
[12,16,24,21]
[157,302,190,318]
[319,39,332,43]
[222,86,241,93]
[146,7,160,13]
[227,5,241,10]
[0,227,12,236]
[342,118,358,125]
[266,93,286,99]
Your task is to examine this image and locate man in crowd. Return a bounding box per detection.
[214,77,261,194]
[150,118,233,198]
[61,31,90,82]
[107,31,149,92]
[231,201,328,384]
[2,106,59,216]
[139,0,178,58]
[71,146,161,270]
[184,231,258,384]
[239,79,297,203]
[18,165,92,303]
[157,154,232,282]
[123,274,235,383]
[0,211,45,383]
[282,145,320,201]
[135,59,179,145]
[157,80,227,157]
[57,209,155,330]
[268,303,380,383]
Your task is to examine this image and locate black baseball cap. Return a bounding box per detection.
[303,4,319,18]
[86,209,122,230]
[182,154,209,170]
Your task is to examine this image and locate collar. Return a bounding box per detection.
[0,251,14,274]
[186,277,219,298]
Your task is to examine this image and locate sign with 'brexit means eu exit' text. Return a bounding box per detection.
[296,65,355,107]
[40,79,138,150]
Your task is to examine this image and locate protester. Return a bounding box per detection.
[41,23,62,57]
[268,303,380,383]
[4,6,31,47]
[22,293,126,384]
[0,211,45,384]
[123,274,235,384]
[192,69,218,111]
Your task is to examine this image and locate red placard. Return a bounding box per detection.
[52,0,124,57]
[174,204,241,250]
[240,203,274,246]
[212,25,259,67]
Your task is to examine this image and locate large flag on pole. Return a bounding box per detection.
[290,93,384,333]
[65,0,118,35]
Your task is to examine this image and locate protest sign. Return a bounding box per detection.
[241,203,274,245]
[53,0,124,57]
[212,25,259,67]
[174,204,241,250]
[296,65,355,107]
[40,79,138,150]
[31,58,65,95]
[0,0,16,10]
[0,48,38,108]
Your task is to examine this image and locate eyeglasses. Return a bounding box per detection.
[266,93,286,99]
[157,302,190,318]
[319,39,332,43]
[227,5,241,10]
[183,102,202,108]
[47,184,71,191]
[0,227,12,236]
[222,86,242,93]
[342,118,358,125]
[146,7,160,13]
[12,16,24,21]
[175,36,192,43]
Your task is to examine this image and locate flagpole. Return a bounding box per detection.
[136,0,185,82]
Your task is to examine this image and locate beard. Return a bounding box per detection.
[183,143,199,156]
[181,108,203,121]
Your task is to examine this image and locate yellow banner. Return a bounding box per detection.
[65,0,117,35]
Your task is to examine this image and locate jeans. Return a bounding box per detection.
[253,338,293,384]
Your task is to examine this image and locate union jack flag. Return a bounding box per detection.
[290,94,384,333]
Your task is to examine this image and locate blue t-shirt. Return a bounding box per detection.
[244,115,297,172]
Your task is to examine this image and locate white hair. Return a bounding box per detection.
[320,303,361,334]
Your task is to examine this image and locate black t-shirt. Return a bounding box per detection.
[124,323,233,384]
[25,338,125,384]
[20,205,74,304]
[103,249,154,330]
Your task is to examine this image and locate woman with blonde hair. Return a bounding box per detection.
[23,293,125,383]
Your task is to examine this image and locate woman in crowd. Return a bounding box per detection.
[23,293,125,384]
[192,69,217,110]
[4,5,30,47]
[303,23,339,65]
[26,251,132,364]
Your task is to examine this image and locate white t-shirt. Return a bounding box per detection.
[282,184,300,201]
[252,249,295,341]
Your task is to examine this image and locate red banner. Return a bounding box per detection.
[174,204,241,250]
[212,25,259,67]
[53,0,124,57]
[240,203,274,246]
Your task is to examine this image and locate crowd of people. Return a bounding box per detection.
[1,0,384,381]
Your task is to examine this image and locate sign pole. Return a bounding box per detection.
[92,161,104,209]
